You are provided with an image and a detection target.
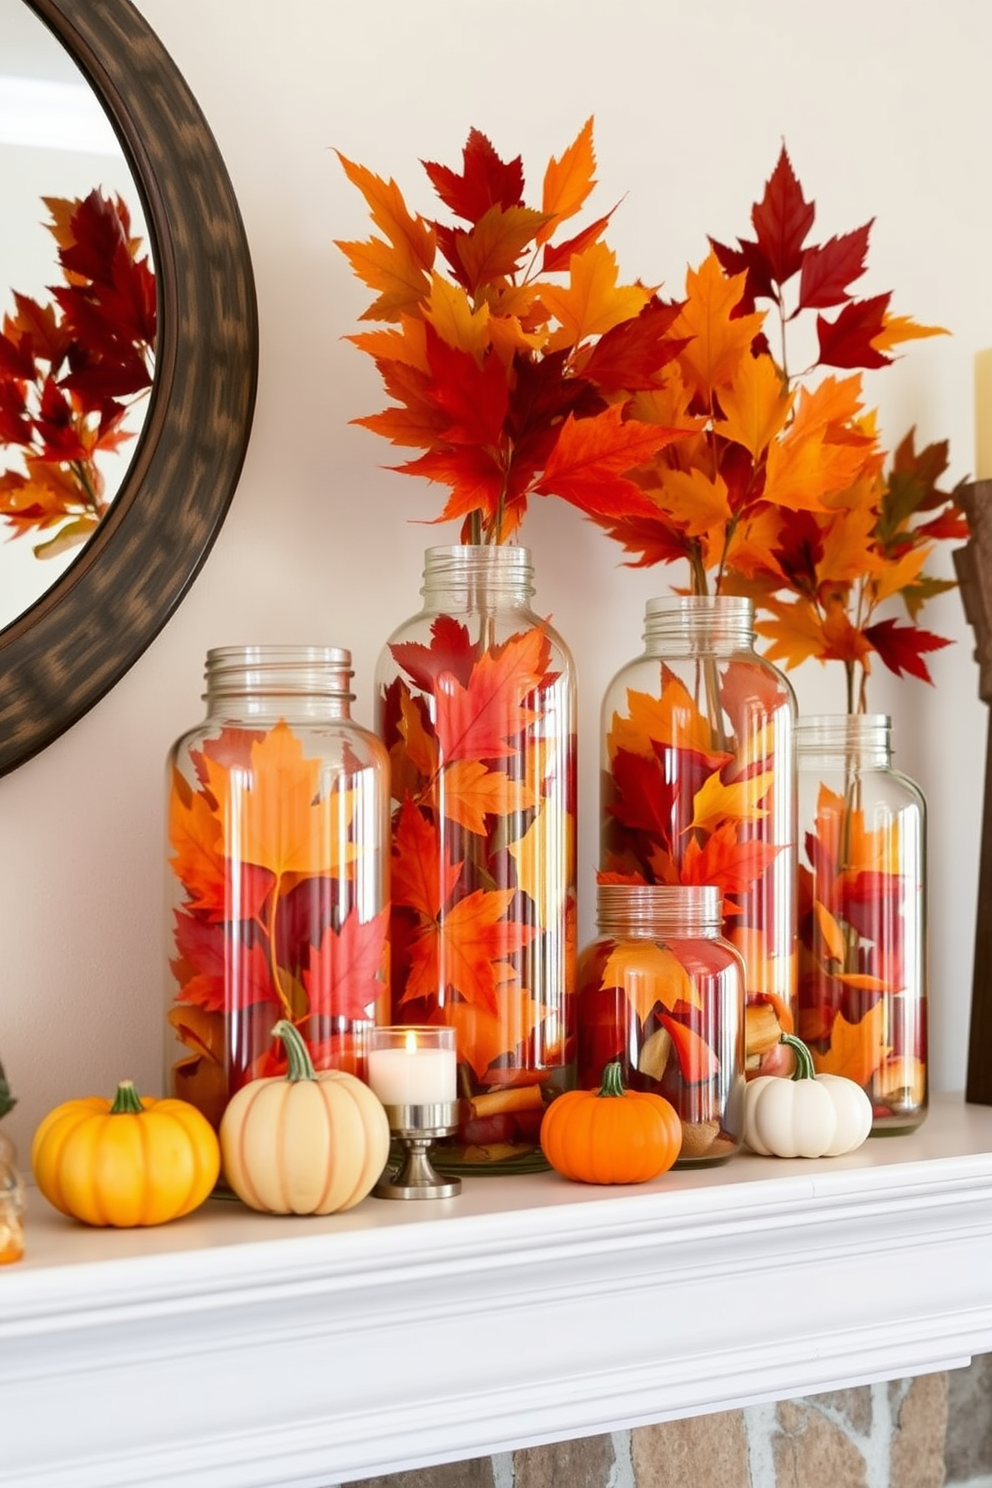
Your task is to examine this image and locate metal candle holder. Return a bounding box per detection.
[373,1101,462,1200]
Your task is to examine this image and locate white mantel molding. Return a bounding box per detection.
[4,1092,992,1488]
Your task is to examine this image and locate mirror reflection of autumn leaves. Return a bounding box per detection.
[0,189,155,559]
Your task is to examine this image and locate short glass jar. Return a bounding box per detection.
[797,713,927,1133]
[165,646,390,1130]
[576,882,746,1165]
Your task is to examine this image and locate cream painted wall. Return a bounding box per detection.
[2,0,989,1160]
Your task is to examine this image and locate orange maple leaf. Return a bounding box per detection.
[403,887,538,1014]
[445,987,545,1079]
[536,403,685,520]
[540,241,652,351]
[538,116,597,245]
[202,722,356,881]
[434,626,550,762]
[606,672,723,759]
[436,758,535,834]
[601,941,702,1024]
[811,1000,890,1085]
[334,152,435,320]
[671,250,765,403]
[391,798,463,919]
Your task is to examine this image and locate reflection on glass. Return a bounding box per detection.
[0,0,155,631]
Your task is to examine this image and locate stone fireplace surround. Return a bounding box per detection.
[5,1093,992,1488]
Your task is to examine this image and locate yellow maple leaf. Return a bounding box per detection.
[424,272,491,358]
[652,466,732,538]
[538,116,597,245]
[817,502,884,588]
[716,349,792,458]
[688,768,774,836]
[437,759,535,835]
[756,598,830,670]
[541,241,651,351]
[601,941,701,1024]
[814,786,903,876]
[870,544,931,605]
[671,251,765,403]
[812,1001,890,1085]
[607,675,718,760]
[507,798,573,928]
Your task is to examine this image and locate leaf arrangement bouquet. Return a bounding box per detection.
[0,189,156,559]
[587,146,961,1118]
[337,120,703,1159]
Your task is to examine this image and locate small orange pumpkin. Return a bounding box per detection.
[539,1061,682,1185]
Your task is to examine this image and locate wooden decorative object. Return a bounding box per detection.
[953,479,992,1103]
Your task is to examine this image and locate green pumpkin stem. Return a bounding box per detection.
[780,1032,817,1083]
[272,1019,317,1082]
[109,1080,145,1115]
[598,1061,627,1099]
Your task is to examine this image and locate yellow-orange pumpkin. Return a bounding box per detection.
[540,1061,682,1184]
[31,1081,220,1227]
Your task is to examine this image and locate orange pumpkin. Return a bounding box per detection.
[539,1061,682,1184]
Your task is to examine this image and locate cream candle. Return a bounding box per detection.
[975,348,992,480]
[367,1027,457,1107]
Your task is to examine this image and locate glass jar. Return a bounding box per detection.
[165,646,390,1130]
[600,595,797,1078]
[797,713,927,1133]
[577,883,745,1165]
[0,1060,24,1263]
[376,544,577,1170]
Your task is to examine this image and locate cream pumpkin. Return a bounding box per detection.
[219,1021,390,1214]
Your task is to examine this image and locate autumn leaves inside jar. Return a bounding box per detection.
[166,647,391,1129]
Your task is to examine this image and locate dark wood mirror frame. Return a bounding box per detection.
[0,0,258,775]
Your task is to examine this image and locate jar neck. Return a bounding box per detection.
[420,544,535,609]
[642,595,756,655]
[797,713,891,769]
[203,646,355,719]
[596,883,722,938]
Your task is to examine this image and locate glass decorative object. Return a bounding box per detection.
[165,645,390,1130]
[376,544,577,1170]
[577,882,746,1166]
[797,713,927,1133]
[0,1058,24,1264]
[600,595,797,1079]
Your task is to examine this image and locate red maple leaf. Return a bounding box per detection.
[797,223,873,311]
[390,614,477,692]
[423,326,509,447]
[422,128,524,223]
[581,297,687,393]
[171,910,276,1014]
[303,906,390,1022]
[749,144,815,286]
[816,293,892,370]
[863,617,951,683]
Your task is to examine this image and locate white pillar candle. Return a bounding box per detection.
[975,349,992,480]
[367,1029,457,1106]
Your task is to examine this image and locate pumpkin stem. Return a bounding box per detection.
[780,1032,817,1083]
[109,1080,145,1115]
[597,1061,627,1099]
[272,1019,317,1082]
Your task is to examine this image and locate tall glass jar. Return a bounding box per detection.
[797,713,927,1134]
[600,595,797,1078]
[165,646,390,1131]
[376,544,577,1170]
[577,883,745,1165]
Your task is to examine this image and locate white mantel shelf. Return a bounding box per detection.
[5,1093,992,1488]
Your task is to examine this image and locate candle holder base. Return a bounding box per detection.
[374,1102,462,1201]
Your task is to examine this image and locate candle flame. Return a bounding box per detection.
[403,1028,418,1054]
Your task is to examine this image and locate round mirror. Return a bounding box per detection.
[0,0,258,774]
